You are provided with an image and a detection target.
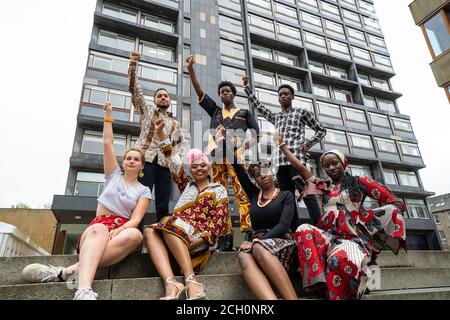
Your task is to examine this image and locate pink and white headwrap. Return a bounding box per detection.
[320,149,349,169]
[186,149,210,167]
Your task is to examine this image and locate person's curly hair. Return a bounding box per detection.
[248,160,272,180]
[217,81,237,96]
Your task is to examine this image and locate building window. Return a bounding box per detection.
[252,45,273,60]
[247,0,272,15]
[371,77,391,91]
[369,113,390,128]
[398,171,420,188]
[89,51,129,74]
[182,105,191,130]
[141,14,175,33]
[349,133,373,149]
[349,164,372,177]
[439,230,447,241]
[220,39,245,65]
[304,31,327,52]
[139,63,177,84]
[324,19,345,39]
[367,34,387,51]
[320,1,340,18]
[255,88,280,108]
[383,169,398,185]
[275,51,299,66]
[299,0,319,12]
[343,107,366,123]
[352,46,372,65]
[81,130,126,155]
[274,2,298,23]
[309,60,326,73]
[293,97,314,111]
[328,39,350,59]
[363,16,381,33]
[220,15,245,41]
[317,101,341,118]
[375,138,397,154]
[102,3,137,23]
[328,65,348,79]
[332,87,353,103]
[254,69,277,86]
[373,53,394,72]
[98,30,135,52]
[300,11,323,31]
[145,0,179,9]
[278,75,303,92]
[364,95,377,109]
[139,41,175,62]
[377,99,397,112]
[325,129,348,146]
[222,65,246,87]
[183,20,191,39]
[342,9,362,27]
[406,199,429,219]
[83,85,132,110]
[219,0,242,13]
[347,27,367,45]
[248,14,275,37]
[423,11,450,57]
[392,118,413,132]
[276,23,302,45]
[399,143,420,157]
[358,0,376,16]
[314,84,330,98]
[74,172,105,197]
[358,74,371,86]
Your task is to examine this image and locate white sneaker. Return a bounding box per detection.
[73,288,98,300]
[22,264,65,283]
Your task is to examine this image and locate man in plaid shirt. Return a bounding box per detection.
[243,76,326,225]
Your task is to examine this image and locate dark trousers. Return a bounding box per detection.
[139,158,172,223]
[276,165,322,226]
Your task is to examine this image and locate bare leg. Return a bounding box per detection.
[252,244,297,300]
[238,251,278,300]
[162,232,202,298]
[63,228,143,281]
[77,224,109,289]
[144,228,181,297]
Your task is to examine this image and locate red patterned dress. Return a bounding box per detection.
[295,176,406,300]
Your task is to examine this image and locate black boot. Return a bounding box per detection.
[216,234,236,252]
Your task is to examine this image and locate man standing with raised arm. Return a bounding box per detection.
[128,51,185,223]
[186,55,260,251]
[242,76,326,225]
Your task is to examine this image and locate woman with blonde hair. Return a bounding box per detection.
[143,119,229,300]
[21,102,151,300]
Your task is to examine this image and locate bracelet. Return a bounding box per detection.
[278,142,286,148]
[104,117,114,123]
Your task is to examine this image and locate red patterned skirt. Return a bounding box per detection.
[76,215,129,254]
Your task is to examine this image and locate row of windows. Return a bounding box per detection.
[102,2,176,32]
[243,12,393,71]
[97,29,176,62]
[245,0,381,34]
[88,51,177,85]
[383,169,421,188]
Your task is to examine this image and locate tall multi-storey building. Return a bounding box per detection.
[51,0,442,254]
[409,0,450,102]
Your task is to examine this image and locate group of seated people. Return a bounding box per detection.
[20,52,406,301]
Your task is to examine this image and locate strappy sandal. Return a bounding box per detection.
[160,276,186,300]
[185,273,208,300]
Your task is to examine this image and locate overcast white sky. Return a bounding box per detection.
[0,0,448,208]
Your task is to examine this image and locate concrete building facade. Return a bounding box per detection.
[409,0,450,101]
[429,193,450,250]
[51,0,441,254]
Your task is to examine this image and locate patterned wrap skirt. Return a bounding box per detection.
[240,229,298,272]
[150,216,212,273]
[76,215,129,254]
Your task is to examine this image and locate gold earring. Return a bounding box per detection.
[139,170,144,178]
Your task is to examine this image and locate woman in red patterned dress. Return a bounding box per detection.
[276,134,406,300]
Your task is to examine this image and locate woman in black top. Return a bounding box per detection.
[216,126,299,300]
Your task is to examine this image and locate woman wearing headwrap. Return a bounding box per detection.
[275,134,406,300]
[143,119,229,300]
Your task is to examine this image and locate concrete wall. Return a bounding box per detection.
[409,0,448,25]
[430,51,450,87]
[0,209,57,253]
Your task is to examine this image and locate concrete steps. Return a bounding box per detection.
[0,251,449,300]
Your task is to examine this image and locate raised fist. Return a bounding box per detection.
[154,118,165,133]
[130,51,140,62]
[186,55,195,69]
[104,102,113,117]
[242,75,249,88]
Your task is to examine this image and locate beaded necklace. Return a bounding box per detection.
[257,188,280,208]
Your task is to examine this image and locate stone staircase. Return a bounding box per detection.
[0,251,449,300]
